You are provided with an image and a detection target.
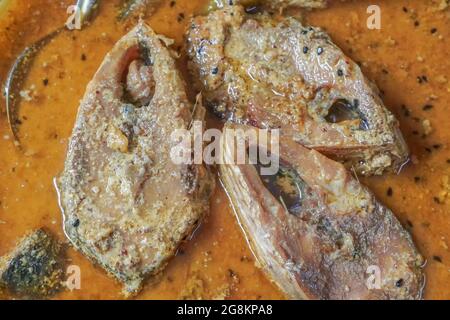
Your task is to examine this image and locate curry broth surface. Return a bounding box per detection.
[0,0,448,300]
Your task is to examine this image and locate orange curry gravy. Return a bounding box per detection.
[0,0,448,300]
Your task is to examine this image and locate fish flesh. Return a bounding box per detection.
[56,23,214,295]
[187,5,408,175]
[219,124,424,300]
[0,229,65,298]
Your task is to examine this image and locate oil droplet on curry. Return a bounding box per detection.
[0,0,449,299]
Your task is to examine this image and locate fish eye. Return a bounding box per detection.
[325,99,369,130]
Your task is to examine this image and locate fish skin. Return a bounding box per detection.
[57,23,214,295]
[219,124,424,300]
[187,5,409,175]
[0,229,65,298]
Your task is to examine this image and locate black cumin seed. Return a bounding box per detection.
[211,67,219,75]
[43,78,49,86]
[406,220,414,228]
[387,187,393,197]
[317,47,324,55]
[73,219,80,227]
[433,255,443,263]
[431,28,437,34]
[170,1,176,7]
[423,104,433,111]
[396,279,404,287]
[414,176,421,183]
[303,46,309,54]
[401,105,411,117]
[402,7,408,13]
[337,69,344,77]
[414,21,420,27]
[433,197,441,204]
[81,53,87,61]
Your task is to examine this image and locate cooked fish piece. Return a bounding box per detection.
[187,5,408,175]
[56,23,214,295]
[211,0,327,10]
[219,124,424,300]
[0,229,64,298]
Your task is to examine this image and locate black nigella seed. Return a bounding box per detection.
[423,104,433,111]
[211,67,219,75]
[395,279,404,287]
[81,53,87,61]
[303,46,309,54]
[73,218,80,227]
[337,69,344,77]
[317,47,324,55]
[401,105,411,117]
[431,28,437,34]
[43,79,49,86]
[387,187,393,197]
[433,255,442,263]
[406,220,414,228]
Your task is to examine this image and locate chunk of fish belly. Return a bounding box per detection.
[57,23,213,295]
[219,124,423,300]
[187,5,408,175]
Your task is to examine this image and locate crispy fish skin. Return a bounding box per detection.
[220,124,423,300]
[0,229,64,298]
[187,5,408,175]
[57,23,213,295]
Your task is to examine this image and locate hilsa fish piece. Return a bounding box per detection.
[220,124,424,300]
[56,23,214,295]
[0,229,65,299]
[187,5,408,175]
